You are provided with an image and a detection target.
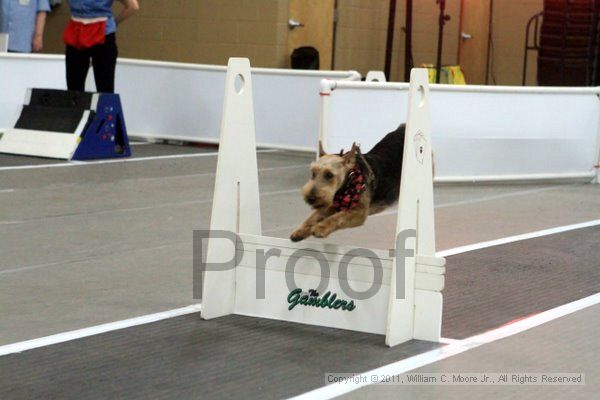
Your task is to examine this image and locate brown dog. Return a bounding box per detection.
[290,124,406,241]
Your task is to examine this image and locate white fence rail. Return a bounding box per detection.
[319,80,600,183]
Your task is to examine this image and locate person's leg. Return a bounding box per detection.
[91,34,118,93]
[65,45,91,91]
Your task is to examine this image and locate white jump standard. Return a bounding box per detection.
[201,58,445,347]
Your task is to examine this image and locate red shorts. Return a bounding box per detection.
[63,20,107,50]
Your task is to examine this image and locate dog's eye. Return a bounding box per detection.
[311,171,316,179]
[324,172,334,180]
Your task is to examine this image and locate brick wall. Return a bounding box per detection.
[333,0,460,81]
[43,0,289,68]
[41,0,542,85]
[330,0,541,84]
[333,0,388,75]
[491,0,543,85]
[410,0,460,71]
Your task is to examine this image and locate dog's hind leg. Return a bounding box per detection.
[311,208,368,238]
[290,210,330,242]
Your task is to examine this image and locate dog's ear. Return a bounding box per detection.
[318,140,327,158]
[343,142,358,166]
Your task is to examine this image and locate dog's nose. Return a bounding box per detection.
[307,196,316,205]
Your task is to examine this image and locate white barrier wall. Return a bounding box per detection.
[320,81,600,182]
[0,54,360,151]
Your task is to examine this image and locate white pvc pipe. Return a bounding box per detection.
[434,171,596,184]
[317,80,332,159]
[594,101,600,184]
[323,79,600,95]
[0,52,361,80]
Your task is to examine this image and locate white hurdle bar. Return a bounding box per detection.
[200,58,445,347]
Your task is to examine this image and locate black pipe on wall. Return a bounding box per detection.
[384,0,397,80]
[404,0,413,81]
[435,0,450,84]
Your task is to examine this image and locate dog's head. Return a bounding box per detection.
[301,141,358,209]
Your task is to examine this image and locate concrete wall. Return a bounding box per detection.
[40,0,542,85]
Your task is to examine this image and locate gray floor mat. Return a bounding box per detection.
[0,314,438,400]
[442,226,600,338]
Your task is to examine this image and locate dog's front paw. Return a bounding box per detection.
[311,223,333,239]
[290,227,310,242]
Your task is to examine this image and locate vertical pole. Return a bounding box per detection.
[522,14,531,86]
[404,0,413,82]
[384,0,398,80]
[331,0,339,69]
[457,0,465,65]
[485,0,494,84]
[594,94,600,184]
[435,0,447,84]
[317,79,333,160]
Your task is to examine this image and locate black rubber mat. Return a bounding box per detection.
[15,105,91,133]
[442,225,600,338]
[0,315,438,400]
[29,89,93,110]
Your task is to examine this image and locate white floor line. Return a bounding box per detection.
[434,185,568,209]
[288,293,600,400]
[1,241,187,276]
[438,337,460,345]
[372,184,568,219]
[106,163,305,185]
[0,164,306,195]
[0,220,21,225]
[0,189,299,227]
[1,218,598,356]
[0,304,201,357]
[437,218,600,258]
[260,187,592,237]
[0,149,277,171]
[0,153,217,171]
[8,217,596,275]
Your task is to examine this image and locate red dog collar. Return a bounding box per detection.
[332,167,366,211]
